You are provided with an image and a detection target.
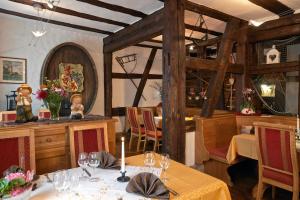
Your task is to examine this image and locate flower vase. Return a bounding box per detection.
[48,101,61,120]
[4,188,32,200]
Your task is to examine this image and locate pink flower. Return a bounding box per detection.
[11,188,26,196]
[36,90,48,100]
[5,172,26,181]
[25,170,34,182]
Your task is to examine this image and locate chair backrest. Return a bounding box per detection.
[127,107,140,130]
[254,122,298,182]
[69,123,109,168]
[142,109,157,132]
[0,129,36,175]
[0,111,17,122]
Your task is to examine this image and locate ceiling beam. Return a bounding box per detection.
[0,8,113,35]
[185,1,247,23]
[76,0,147,18]
[248,0,294,17]
[134,44,162,49]
[9,0,129,27]
[185,23,223,36]
[103,9,164,52]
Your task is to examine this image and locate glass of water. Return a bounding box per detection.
[144,151,156,172]
[53,170,67,196]
[78,152,88,180]
[88,152,100,182]
[160,153,170,183]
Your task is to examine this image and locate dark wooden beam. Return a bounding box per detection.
[185,23,223,36]
[103,9,163,52]
[112,73,162,79]
[133,48,158,106]
[298,56,300,115]
[77,0,147,18]
[185,1,246,23]
[104,52,113,117]
[9,0,129,27]
[162,0,186,162]
[254,13,300,31]
[186,57,244,73]
[248,0,294,17]
[249,61,300,74]
[148,39,163,44]
[187,36,222,46]
[112,107,126,116]
[134,44,162,49]
[0,8,113,35]
[201,19,240,117]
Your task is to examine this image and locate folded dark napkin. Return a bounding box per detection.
[126,172,170,199]
[97,151,120,169]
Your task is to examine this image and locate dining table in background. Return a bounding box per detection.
[31,153,231,200]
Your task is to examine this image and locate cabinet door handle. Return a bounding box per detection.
[46,138,52,143]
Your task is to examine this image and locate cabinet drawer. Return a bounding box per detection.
[35,134,65,148]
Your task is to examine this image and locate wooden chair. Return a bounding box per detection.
[142,109,162,152]
[0,111,17,122]
[0,129,36,174]
[254,122,298,200]
[127,107,146,152]
[69,123,109,168]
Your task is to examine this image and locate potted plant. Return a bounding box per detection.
[240,88,256,115]
[0,166,34,200]
[36,78,66,120]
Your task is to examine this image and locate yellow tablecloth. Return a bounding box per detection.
[226,134,300,164]
[127,154,231,200]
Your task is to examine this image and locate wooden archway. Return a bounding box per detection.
[41,42,98,114]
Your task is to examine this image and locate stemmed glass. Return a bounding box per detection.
[144,151,156,173]
[88,152,100,182]
[78,152,89,180]
[160,154,170,183]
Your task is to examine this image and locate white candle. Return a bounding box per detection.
[297,115,299,132]
[121,137,125,173]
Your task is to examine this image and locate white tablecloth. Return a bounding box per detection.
[31,166,161,200]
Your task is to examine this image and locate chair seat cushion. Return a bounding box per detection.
[146,130,162,138]
[132,127,145,134]
[263,167,293,186]
[208,146,229,160]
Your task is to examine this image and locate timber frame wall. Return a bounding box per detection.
[103,0,300,162]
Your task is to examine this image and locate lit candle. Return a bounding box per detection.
[121,137,125,173]
[297,114,299,133]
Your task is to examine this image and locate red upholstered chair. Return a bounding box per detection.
[0,111,17,122]
[69,123,109,168]
[127,107,146,152]
[254,122,298,200]
[0,129,36,175]
[142,109,162,152]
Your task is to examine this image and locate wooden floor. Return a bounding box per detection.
[116,133,294,200]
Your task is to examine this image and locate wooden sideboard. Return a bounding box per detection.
[0,115,117,175]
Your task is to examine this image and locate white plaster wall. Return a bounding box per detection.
[112,47,163,132]
[0,14,104,115]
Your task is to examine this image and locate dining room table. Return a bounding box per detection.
[30,153,231,200]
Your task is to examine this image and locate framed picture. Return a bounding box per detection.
[0,57,27,84]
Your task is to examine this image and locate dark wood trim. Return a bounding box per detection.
[298,56,300,115]
[76,0,147,18]
[0,8,113,35]
[185,24,223,36]
[248,0,294,17]
[148,39,163,44]
[185,0,247,23]
[112,107,126,116]
[187,36,222,46]
[112,73,162,79]
[103,9,163,52]
[201,19,240,117]
[9,0,129,27]
[254,13,300,31]
[162,0,186,162]
[104,52,113,117]
[134,44,162,49]
[133,48,158,106]
[249,61,300,74]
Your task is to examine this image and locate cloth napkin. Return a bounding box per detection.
[126,172,170,199]
[97,151,120,169]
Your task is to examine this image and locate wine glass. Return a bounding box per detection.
[144,151,156,173]
[88,152,100,182]
[160,154,170,183]
[78,152,88,180]
[53,171,66,196]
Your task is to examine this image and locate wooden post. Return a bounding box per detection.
[201,19,240,117]
[162,0,186,162]
[298,55,300,114]
[133,48,158,106]
[104,52,113,117]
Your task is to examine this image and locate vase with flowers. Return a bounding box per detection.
[0,166,34,200]
[240,88,256,115]
[36,78,66,120]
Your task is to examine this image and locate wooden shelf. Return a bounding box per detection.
[249,61,299,74]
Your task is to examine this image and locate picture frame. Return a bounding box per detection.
[0,57,27,84]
